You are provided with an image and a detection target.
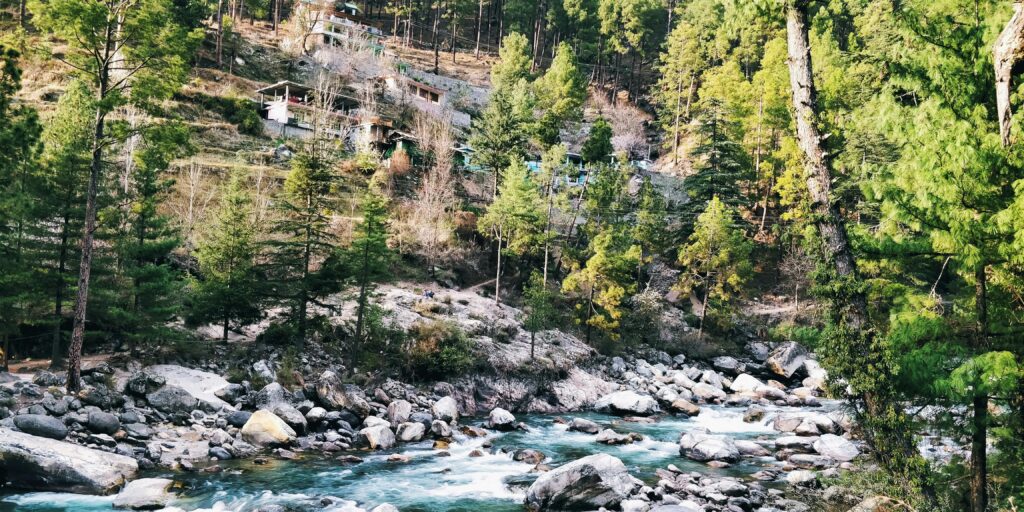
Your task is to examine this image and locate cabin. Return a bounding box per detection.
[257,80,360,139]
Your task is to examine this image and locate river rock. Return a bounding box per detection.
[766,342,809,379]
[146,385,199,415]
[370,505,399,512]
[145,365,233,411]
[595,429,637,445]
[431,419,452,438]
[396,422,426,442]
[735,440,771,457]
[487,407,516,430]
[670,399,700,416]
[813,434,859,462]
[240,410,297,447]
[690,383,727,402]
[776,435,817,453]
[358,424,396,450]
[112,477,174,509]
[387,399,412,425]
[568,417,601,434]
[316,371,370,418]
[270,402,307,434]
[679,430,739,462]
[13,413,68,440]
[524,453,641,511]
[226,410,252,428]
[594,391,659,416]
[712,356,741,374]
[513,448,546,464]
[729,374,764,394]
[87,410,121,435]
[432,396,459,422]
[0,427,138,494]
[786,470,817,486]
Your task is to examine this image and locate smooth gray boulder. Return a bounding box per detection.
[396,422,426,442]
[146,385,199,415]
[487,407,516,430]
[13,414,68,440]
[386,399,412,425]
[145,365,233,411]
[358,424,396,450]
[87,410,121,435]
[594,391,659,416]
[679,430,739,462]
[432,396,459,423]
[813,434,859,462]
[0,427,138,494]
[568,417,601,434]
[112,478,174,509]
[524,453,641,511]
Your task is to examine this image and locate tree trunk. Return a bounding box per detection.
[67,54,112,393]
[494,233,503,303]
[542,174,555,286]
[784,2,933,499]
[216,0,225,67]
[475,0,483,57]
[530,330,536,360]
[995,2,1024,147]
[971,264,989,512]
[50,210,72,368]
[432,0,441,74]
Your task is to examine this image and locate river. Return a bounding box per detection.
[0,403,837,512]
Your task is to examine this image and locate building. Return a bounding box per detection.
[257,80,362,139]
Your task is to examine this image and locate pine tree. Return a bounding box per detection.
[191,174,262,342]
[562,228,641,343]
[265,147,340,349]
[676,196,751,335]
[30,0,203,391]
[469,78,533,196]
[36,80,92,367]
[581,117,613,165]
[349,186,393,363]
[491,32,533,93]
[106,124,190,354]
[478,161,545,303]
[523,271,558,360]
[532,42,587,147]
[0,44,41,371]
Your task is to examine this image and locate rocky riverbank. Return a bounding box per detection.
[0,289,886,511]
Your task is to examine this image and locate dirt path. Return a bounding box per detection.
[7,354,112,374]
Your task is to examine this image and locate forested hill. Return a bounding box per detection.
[2,1,1024,510]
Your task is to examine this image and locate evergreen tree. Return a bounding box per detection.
[469,78,533,196]
[191,174,262,342]
[491,32,533,93]
[532,42,587,147]
[676,196,751,335]
[349,186,393,362]
[581,117,613,165]
[265,147,340,348]
[36,80,92,367]
[683,98,751,231]
[562,228,641,343]
[523,271,558,360]
[478,161,545,303]
[30,0,203,391]
[0,45,41,371]
[106,124,191,353]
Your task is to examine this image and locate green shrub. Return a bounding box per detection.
[178,92,263,136]
[405,321,475,380]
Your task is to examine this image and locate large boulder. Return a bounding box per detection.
[487,407,516,431]
[568,417,601,434]
[87,411,121,435]
[0,428,138,494]
[594,391,659,416]
[240,410,297,447]
[145,385,199,415]
[145,365,233,411]
[813,434,859,462]
[396,422,426,442]
[524,453,641,511]
[13,414,68,440]
[269,402,308,435]
[358,424,396,450]
[432,396,459,423]
[766,342,809,379]
[729,374,765,394]
[316,371,370,418]
[112,478,174,510]
[679,430,740,462]
[386,399,412,425]
[690,383,727,403]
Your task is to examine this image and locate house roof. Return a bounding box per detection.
[256,80,311,95]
